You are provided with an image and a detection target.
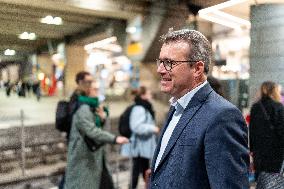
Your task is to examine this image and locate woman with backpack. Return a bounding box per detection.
[249,81,284,187]
[64,81,129,189]
[121,86,159,189]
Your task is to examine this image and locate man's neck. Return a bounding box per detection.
[174,79,206,100]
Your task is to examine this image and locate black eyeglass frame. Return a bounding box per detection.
[156,59,200,71]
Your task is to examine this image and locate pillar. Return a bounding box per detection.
[249,4,284,103]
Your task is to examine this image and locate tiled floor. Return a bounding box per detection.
[0,90,169,129]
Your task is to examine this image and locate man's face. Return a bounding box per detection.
[79,74,93,95]
[157,41,196,99]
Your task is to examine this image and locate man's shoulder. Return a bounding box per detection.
[201,92,243,123]
[207,91,237,110]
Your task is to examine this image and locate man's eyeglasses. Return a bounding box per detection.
[156,59,199,71]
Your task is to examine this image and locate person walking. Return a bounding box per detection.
[249,81,284,181]
[64,81,129,189]
[121,86,159,189]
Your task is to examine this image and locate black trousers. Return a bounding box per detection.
[100,158,114,189]
[131,156,150,189]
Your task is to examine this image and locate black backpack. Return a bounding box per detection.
[55,100,71,132]
[55,100,79,134]
[118,105,135,138]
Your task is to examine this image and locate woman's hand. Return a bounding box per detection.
[116,136,129,144]
[96,105,106,120]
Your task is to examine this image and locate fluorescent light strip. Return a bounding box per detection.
[199,0,248,14]
[4,49,16,56]
[213,10,251,27]
[198,0,250,29]
[41,15,63,25]
[19,32,36,40]
[84,37,117,51]
[199,13,241,29]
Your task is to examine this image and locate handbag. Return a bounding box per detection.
[83,135,103,152]
[256,162,284,189]
[78,129,103,152]
[255,102,284,189]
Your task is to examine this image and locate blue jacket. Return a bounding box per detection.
[149,84,249,189]
[121,105,157,159]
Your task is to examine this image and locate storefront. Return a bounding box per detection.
[84,36,133,100]
[210,26,250,110]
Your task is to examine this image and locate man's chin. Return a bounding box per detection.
[160,86,171,94]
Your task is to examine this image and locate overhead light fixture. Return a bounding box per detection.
[126,27,137,34]
[198,0,250,29]
[4,49,16,56]
[199,0,248,14]
[199,13,242,29]
[41,15,63,25]
[84,37,118,51]
[38,73,45,81]
[213,10,250,26]
[19,32,37,40]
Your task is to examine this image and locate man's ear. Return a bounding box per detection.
[194,61,205,76]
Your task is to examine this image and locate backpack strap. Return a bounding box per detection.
[280,160,284,175]
[259,101,274,130]
[69,99,81,115]
[259,101,270,120]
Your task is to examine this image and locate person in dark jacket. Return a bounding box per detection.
[207,75,225,97]
[249,81,284,178]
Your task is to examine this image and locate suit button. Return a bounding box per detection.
[154,183,158,186]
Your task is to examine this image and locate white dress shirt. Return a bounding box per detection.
[154,81,207,171]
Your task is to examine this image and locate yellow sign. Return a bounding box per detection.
[127,42,142,56]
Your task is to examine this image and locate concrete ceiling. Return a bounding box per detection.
[0,0,226,62]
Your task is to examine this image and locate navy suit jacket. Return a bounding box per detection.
[149,84,249,189]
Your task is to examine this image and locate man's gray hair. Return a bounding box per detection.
[161,29,211,74]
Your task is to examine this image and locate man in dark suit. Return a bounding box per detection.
[150,29,249,189]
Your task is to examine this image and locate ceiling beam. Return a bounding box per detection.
[0,13,93,30]
[0,44,37,53]
[0,0,147,20]
[0,54,27,63]
[0,3,106,25]
[0,19,88,39]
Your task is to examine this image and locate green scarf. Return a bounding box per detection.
[78,95,109,128]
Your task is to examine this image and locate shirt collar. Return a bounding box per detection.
[170,80,208,110]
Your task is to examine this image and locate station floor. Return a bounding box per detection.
[0,90,170,129]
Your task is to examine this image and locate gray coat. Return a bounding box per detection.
[64,104,116,189]
[121,105,157,160]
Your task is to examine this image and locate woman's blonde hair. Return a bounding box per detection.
[260,81,281,102]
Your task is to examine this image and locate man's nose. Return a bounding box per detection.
[157,63,165,73]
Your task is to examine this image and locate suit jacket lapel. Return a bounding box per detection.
[151,105,175,171]
[153,84,213,174]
